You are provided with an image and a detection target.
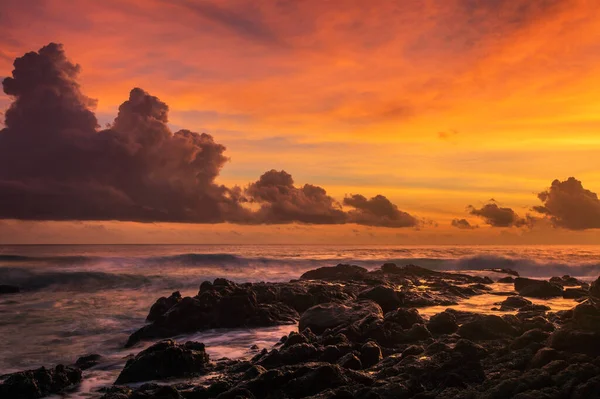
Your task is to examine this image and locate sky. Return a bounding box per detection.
[1,0,600,244]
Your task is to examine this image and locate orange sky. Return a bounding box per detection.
[1,0,600,244]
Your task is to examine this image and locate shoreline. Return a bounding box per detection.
[2,262,600,398]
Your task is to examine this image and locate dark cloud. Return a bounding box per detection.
[451,218,477,229]
[468,202,527,228]
[0,43,420,228]
[534,177,600,230]
[0,43,249,223]
[343,194,419,228]
[245,170,346,224]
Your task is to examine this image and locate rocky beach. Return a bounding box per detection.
[2,259,600,399]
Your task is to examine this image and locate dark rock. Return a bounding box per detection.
[484,268,520,277]
[510,329,550,350]
[514,278,563,298]
[357,285,403,312]
[563,288,588,299]
[457,314,519,340]
[529,347,561,369]
[336,353,362,370]
[427,311,458,334]
[402,344,425,357]
[299,300,383,334]
[383,308,424,329]
[499,295,532,310]
[359,341,382,368]
[548,328,600,356]
[74,354,102,370]
[0,364,82,399]
[549,275,583,287]
[0,284,20,294]
[300,264,368,281]
[115,340,210,384]
[147,291,182,322]
[590,275,600,298]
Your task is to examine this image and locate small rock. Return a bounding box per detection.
[360,341,382,368]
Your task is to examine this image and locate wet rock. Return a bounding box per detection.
[457,314,519,340]
[510,329,550,350]
[499,295,532,310]
[548,328,600,356]
[0,284,20,294]
[549,275,583,287]
[336,353,362,370]
[0,364,82,399]
[529,347,561,369]
[383,308,424,329]
[299,300,383,334]
[590,275,600,298]
[74,354,102,370]
[514,278,563,298]
[115,340,210,384]
[571,299,600,330]
[427,311,459,334]
[357,285,403,312]
[147,291,182,322]
[563,288,588,299]
[300,264,368,281]
[360,341,382,368]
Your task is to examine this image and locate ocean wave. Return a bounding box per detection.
[0,267,171,292]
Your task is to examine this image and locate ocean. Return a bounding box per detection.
[1,244,599,397]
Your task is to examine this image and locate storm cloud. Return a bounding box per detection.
[468,202,528,228]
[451,218,477,229]
[343,194,419,228]
[0,43,418,228]
[534,177,600,230]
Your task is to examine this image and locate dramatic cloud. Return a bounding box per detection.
[0,43,249,223]
[451,218,477,229]
[534,177,600,230]
[245,170,346,224]
[0,43,419,228]
[468,202,528,228]
[343,194,419,228]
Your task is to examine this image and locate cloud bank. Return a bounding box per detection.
[468,202,528,228]
[534,177,600,230]
[0,43,417,228]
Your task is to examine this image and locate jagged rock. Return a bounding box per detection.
[300,264,368,281]
[0,365,82,399]
[529,347,561,369]
[299,300,383,334]
[427,311,459,334]
[457,314,519,340]
[590,276,600,298]
[510,329,550,350]
[336,353,362,370]
[360,341,382,368]
[548,329,600,356]
[357,285,403,312]
[74,354,102,370]
[514,278,563,298]
[115,340,210,384]
[549,275,583,287]
[146,291,181,321]
[383,308,424,329]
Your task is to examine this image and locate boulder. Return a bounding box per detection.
[300,264,368,281]
[336,353,362,370]
[563,288,588,299]
[514,278,563,298]
[499,295,532,310]
[549,275,582,287]
[383,308,424,329]
[0,365,82,399]
[548,328,600,356]
[360,341,383,368]
[427,311,459,334]
[497,276,515,283]
[590,276,600,298]
[146,291,182,321]
[74,354,102,370]
[357,285,403,312]
[115,340,210,384]
[457,315,519,340]
[299,300,383,334]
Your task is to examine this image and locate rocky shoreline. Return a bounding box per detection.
[2,262,600,399]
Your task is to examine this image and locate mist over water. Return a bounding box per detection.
[0,244,598,397]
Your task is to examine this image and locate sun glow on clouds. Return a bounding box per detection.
[1,0,600,243]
